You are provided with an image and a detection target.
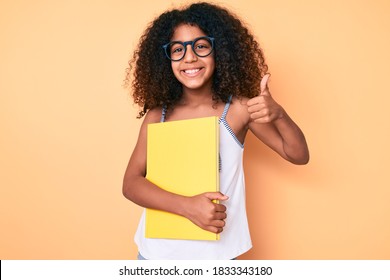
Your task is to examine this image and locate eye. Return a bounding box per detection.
[195,44,208,50]
[170,43,184,55]
[194,39,211,50]
[171,47,183,54]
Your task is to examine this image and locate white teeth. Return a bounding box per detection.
[184,68,200,74]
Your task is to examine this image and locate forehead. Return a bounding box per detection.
[170,24,207,41]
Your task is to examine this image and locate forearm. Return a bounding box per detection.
[123,175,227,233]
[274,110,309,165]
[123,175,188,217]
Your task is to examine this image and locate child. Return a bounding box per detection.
[123,2,309,260]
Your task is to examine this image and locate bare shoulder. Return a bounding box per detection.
[135,107,163,140]
[223,96,252,143]
[231,96,249,111]
[126,107,163,177]
[229,96,251,126]
[143,107,163,125]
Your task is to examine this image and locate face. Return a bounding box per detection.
[169,24,215,94]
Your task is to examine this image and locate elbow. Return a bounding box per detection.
[122,178,135,202]
[293,155,309,165]
[290,150,310,165]
[122,185,130,201]
[285,147,310,165]
[122,170,147,203]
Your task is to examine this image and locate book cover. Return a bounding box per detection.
[145,116,220,240]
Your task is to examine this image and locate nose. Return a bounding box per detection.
[183,45,197,62]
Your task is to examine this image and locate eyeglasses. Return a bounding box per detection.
[162,36,215,61]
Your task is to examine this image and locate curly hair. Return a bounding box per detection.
[124,2,268,118]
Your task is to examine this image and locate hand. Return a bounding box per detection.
[183,192,228,234]
[247,74,284,123]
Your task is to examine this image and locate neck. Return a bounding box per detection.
[180,84,214,106]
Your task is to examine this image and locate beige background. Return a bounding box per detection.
[1,0,389,259]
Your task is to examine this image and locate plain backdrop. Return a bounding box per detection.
[1,0,390,259]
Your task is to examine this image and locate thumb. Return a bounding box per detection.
[204,192,229,201]
[260,74,271,96]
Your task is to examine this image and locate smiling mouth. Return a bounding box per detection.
[183,68,201,75]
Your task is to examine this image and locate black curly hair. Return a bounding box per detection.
[124,2,268,118]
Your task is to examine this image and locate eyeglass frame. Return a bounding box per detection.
[162,36,215,61]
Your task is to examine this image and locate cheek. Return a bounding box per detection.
[171,61,180,71]
[211,61,216,72]
[208,56,216,71]
[170,62,181,79]
[208,61,216,77]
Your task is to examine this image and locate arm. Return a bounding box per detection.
[122,109,228,233]
[246,74,309,164]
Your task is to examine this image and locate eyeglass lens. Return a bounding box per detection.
[167,37,213,61]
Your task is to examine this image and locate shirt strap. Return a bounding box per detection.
[160,105,167,122]
[221,95,233,120]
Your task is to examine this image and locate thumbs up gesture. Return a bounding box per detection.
[247,74,284,123]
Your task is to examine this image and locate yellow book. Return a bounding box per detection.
[145,116,220,240]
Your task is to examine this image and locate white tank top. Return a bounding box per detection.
[134,97,252,259]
